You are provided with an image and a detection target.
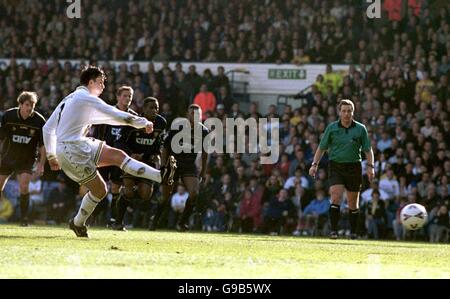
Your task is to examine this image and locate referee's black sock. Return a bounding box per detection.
[349,209,359,235]
[116,194,131,225]
[20,193,30,222]
[110,193,120,223]
[329,204,340,232]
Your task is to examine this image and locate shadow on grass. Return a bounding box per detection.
[0,234,67,241]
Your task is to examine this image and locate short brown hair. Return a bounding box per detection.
[143,97,158,105]
[17,91,38,105]
[116,86,134,96]
[338,99,354,111]
[189,104,201,110]
[80,66,106,86]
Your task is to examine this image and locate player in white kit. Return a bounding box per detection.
[43,66,174,237]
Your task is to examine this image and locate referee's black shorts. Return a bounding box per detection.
[174,162,198,181]
[328,161,362,192]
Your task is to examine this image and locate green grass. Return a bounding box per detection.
[0,225,449,279]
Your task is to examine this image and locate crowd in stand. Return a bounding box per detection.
[0,0,449,242]
[1,0,449,64]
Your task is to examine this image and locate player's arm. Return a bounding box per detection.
[200,126,209,180]
[43,101,64,171]
[364,149,374,169]
[309,125,330,177]
[200,151,208,181]
[161,128,174,166]
[309,148,325,178]
[153,130,167,169]
[362,125,375,183]
[35,118,47,176]
[87,96,153,133]
[311,148,325,167]
[144,119,167,167]
[161,145,169,167]
[35,145,46,176]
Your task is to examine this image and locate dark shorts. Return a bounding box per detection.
[0,158,34,176]
[174,163,198,183]
[328,161,362,192]
[98,166,123,185]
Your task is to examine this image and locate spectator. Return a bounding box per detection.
[168,185,189,229]
[360,179,389,205]
[193,83,217,120]
[377,132,393,153]
[46,177,74,225]
[365,190,387,239]
[0,0,448,242]
[297,189,330,236]
[29,172,44,222]
[215,86,234,114]
[379,168,400,201]
[264,189,295,235]
[284,167,310,191]
[428,205,449,243]
[239,188,261,233]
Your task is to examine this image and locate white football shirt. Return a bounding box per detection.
[43,86,150,158]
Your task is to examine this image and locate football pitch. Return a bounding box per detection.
[0,225,448,279]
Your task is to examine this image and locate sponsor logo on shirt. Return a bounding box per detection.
[12,135,32,144]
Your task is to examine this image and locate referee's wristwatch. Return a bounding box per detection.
[367,164,375,169]
[312,162,319,167]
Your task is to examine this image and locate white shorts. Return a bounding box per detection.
[56,138,105,185]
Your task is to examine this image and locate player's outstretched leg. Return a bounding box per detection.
[98,145,163,183]
[120,157,162,183]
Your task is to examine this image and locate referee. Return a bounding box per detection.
[309,99,375,239]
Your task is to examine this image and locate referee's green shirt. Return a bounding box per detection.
[319,120,371,163]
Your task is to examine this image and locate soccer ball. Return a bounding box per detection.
[400,203,428,230]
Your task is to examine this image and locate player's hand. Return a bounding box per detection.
[308,165,318,178]
[367,168,375,183]
[35,163,45,177]
[48,158,61,171]
[199,170,206,183]
[153,155,161,169]
[145,121,154,134]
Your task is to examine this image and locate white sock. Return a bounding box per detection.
[120,157,162,183]
[74,192,102,226]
